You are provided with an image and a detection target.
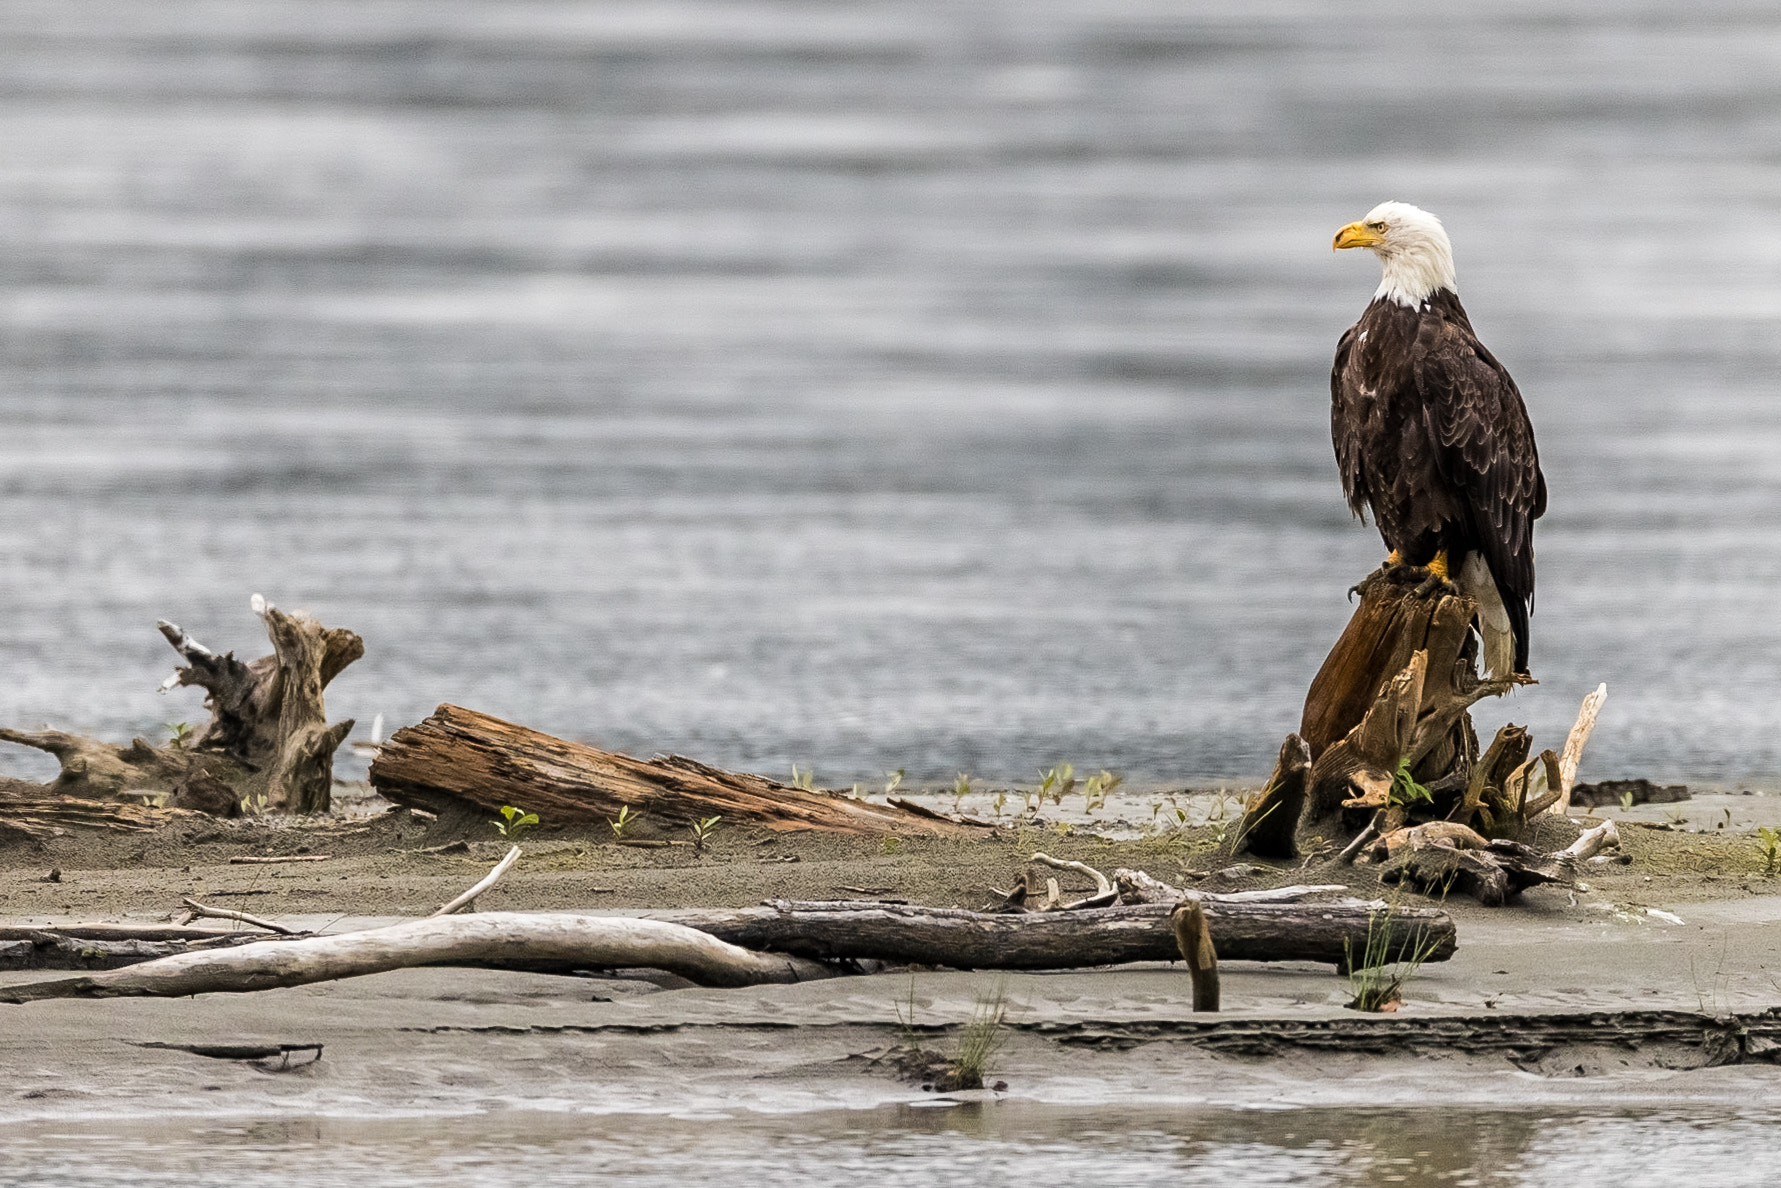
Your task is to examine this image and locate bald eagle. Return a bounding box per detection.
[1331,201,1545,679]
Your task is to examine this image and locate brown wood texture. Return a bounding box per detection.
[0,781,198,842]
[1300,573,1488,760]
[1235,733,1311,860]
[0,599,360,816]
[370,704,988,836]
[648,897,1457,969]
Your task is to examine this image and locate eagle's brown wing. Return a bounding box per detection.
[1329,323,1369,519]
[1412,317,1546,618]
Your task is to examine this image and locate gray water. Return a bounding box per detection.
[4,1,1781,787]
[5,1104,1780,1187]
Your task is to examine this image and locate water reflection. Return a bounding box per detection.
[5,1105,1778,1187]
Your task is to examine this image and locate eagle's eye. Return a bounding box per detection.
[1366,221,1388,232]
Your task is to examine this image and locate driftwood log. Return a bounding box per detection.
[2,895,1456,976]
[649,898,1455,970]
[0,780,197,843]
[0,595,360,818]
[371,704,986,836]
[0,913,835,1002]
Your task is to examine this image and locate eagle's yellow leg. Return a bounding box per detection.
[1427,551,1449,580]
[1387,550,1402,565]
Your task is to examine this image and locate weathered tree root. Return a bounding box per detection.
[0,595,361,817]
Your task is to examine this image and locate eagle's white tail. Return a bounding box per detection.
[1458,553,1516,680]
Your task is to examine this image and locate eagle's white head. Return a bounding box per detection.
[1332,201,1457,308]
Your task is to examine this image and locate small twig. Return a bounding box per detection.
[430,845,521,917]
[1337,818,1382,866]
[228,855,332,865]
[179,897,300,936]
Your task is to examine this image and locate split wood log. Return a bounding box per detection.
[1171,900,1219,1011]
[1235,734,1311,860]
[370,704,986,836]
[649,898,1456,970]
[0,780,199,842]
[0,913,834,1003]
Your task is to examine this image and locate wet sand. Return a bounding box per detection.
[4,790,1781,1127]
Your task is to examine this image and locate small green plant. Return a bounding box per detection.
[1345,899,1442,1012]
[1757,826,1780,876]
[1619,788,1635,812]
[991,789,1008,817]
[880,835,902,855]
[1388,756,1433,808]
[691,815,722,854]
[492,805,538,841]
[1038,763,1075,805]
[165,721,195,750]
[884,769,905,796]
[238,792,269,816]
[951,772,973,811]
[608,805,640,838]
[791,764,816,791]
[947,982,1009,1090]
[1082,769,1123,814]
[1053,820,1074,837]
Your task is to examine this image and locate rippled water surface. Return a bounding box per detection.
[4,1,1781,785]
[5,1104,1780,1187]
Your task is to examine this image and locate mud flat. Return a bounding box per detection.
[3,789,1780,1180]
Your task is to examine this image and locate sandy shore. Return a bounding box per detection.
[5,789,1781,1124]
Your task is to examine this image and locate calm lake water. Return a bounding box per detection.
[3,1,1781,787]
[5,1104,1780,1187]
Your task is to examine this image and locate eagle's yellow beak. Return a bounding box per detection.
[1333,222,1384,250]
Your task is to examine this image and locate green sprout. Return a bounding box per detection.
[1758,826,1780,876]
[881,835,902,855]
[1619,788,1635,813]
[1038,763,1075,805]
[165,722,195,750]
[238,792,269,816]
[1388,756,1433,807]
[884,769,905,796]
[951,772,973,811]
[691,815,722,854]
[1082,769,1123,814]
[492,805,538,842]
[791,764,816,791]
[608,805,640,838]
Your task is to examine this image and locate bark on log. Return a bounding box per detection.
[370,704,987,836]
[648,898,1456,970]
[0,780,198,842]
[0,913,833,1003]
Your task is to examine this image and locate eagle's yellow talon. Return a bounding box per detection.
[1427,551,1449,580]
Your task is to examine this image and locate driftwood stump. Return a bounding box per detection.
[371,704,989,836]
[0,595,360,819]
[1237,570,1522,865]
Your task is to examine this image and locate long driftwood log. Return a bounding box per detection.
[371,704,985,836]
[0,913,834,1002]
[649,898,1456,970]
